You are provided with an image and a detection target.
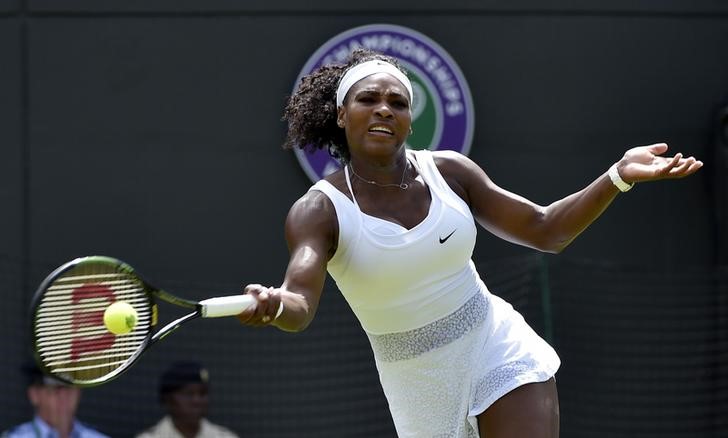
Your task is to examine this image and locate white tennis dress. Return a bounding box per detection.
[310,149,560,437]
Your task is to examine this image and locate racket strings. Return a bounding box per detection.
[34,264,152,384]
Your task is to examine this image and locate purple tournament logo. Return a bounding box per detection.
[292,24,475,182]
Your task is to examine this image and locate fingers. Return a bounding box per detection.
[668,155,703,177]
[687,159,704,174]
[256,288,282,323]
[657,152,682,176]
[236,284,282,327]
[652,153,703,179]
[670,154,691,173]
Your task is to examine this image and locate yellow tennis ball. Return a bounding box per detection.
[103,301,138,335]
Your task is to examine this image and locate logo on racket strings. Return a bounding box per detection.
[71,284,116,360]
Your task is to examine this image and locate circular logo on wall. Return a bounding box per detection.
[292,24,475,182]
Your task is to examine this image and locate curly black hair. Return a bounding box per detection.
[282,49,407,163]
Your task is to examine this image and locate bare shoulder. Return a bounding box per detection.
[430,150,479,177]
[428,150,486,203]
[285,188,338,256]
[287,189,337,228]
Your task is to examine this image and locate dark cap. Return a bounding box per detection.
[22,360,70,387]
[159,361,209,395]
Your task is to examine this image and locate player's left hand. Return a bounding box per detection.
[616,143,703,184]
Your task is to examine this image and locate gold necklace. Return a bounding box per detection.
[349,161,410,190]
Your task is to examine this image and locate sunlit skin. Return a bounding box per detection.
[237,65,703,437]
[27,385,81,438]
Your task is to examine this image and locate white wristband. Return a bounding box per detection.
[608,164,634,192]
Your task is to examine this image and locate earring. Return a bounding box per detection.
[409,127,414,135]
[337,120,345,128]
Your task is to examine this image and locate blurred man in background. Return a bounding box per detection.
[136,361,239,438]
[1,361,109,438]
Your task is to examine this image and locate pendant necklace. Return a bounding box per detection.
[349,161,410,190]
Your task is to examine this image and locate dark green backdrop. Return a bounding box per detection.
[1,1,726,436]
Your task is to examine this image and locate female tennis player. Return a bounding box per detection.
[237,49,702,437]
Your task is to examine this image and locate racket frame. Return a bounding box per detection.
[30,256,197,387]
[30,255,258,387]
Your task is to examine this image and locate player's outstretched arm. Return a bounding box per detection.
[436,143,702,254]
[237,190,337,332]
[534,143,703,251]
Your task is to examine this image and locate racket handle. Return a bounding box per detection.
[199,295,256,317]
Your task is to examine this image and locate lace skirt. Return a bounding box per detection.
[367,287,560,438]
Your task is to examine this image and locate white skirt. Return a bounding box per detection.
[367,285,560,438]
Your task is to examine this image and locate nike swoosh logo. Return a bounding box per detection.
[439,229,456,244]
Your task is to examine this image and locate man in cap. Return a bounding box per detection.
[1,361,109,438]
[135,361,239,438]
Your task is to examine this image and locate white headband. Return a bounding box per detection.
[335,60,413,108]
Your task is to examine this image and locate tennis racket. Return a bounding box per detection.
[30,255,269,387]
